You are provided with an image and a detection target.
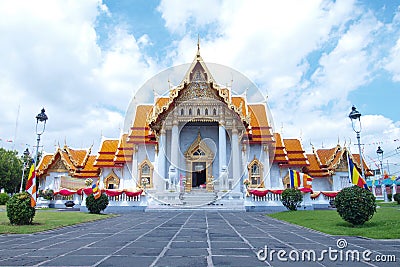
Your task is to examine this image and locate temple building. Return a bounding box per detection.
[36,46,374,210]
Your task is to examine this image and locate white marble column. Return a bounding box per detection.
[158,128,166,182]
[219,121,227,189]
[241,142,248,193]
[170,120,179,188]
[231,121,240,192]
[263,144,271,189]
[131,145,138,188]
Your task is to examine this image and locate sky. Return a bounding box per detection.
[0,0,399,175]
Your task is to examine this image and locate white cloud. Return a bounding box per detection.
[0,0,156,153]
[385,38,400,81]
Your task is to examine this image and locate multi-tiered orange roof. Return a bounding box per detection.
[273,133,289,164]
[281,139,309,167]
[36,145,99,179]
[302,145,373,178]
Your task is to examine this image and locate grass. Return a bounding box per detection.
[268,204,400,239]
[0,207,116,234]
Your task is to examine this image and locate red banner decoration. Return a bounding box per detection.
[55,189,77,196]
[311,192,321,199]
[269,189,284,194]
[124,190,143,197]
[299,187,313,193]
[249,189,269,197]
[105,190,123,197]
[321,192,338,198]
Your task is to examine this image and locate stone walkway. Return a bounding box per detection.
[0,212,398,266]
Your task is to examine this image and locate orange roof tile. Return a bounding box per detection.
[115,134,133,163]
[282,139,309,167]
[94,139,119,168]
[36,145,99,179]
[155,97,169,109]
[74,156,100,178]
[36,154,53,174]
[303,154,329,177]
[66,148,88,167]
[128,105,155,144]
[231,97,247,117]
[273,133,288,163]
[316,147,338,166]
[248,104,274,143]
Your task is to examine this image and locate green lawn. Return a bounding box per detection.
[268,204,400,239]
[0,208,116,234]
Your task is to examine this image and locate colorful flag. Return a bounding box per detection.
[25,160,37,207]
[302,173,313,189]
[92,180,101,199]
[289,170,313,189]
[289,170,301,188]
[347,154,368,189]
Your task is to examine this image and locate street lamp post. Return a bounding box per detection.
[376,146,384,180]
[376,146,384,200]
[19,148,30,193]
[34,108,48,189]
[348,106,365,179]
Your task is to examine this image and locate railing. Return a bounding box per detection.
[251,192,282,202]
[50,189,144,207]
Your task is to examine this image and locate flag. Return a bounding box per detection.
[347,154,368,189]
[92,180,101,199]
[25,160,37,207]
[289,170,313,189]
[289,170,301,188]
[302,173,313,189]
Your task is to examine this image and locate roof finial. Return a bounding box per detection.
[197,34,200,58]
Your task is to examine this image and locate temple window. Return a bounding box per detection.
[189,108,192,115]
[197,108,200,115]
[205,108,208,115]
[193,148,205,156]
[139,160,153,188]
[181,109,184,116]
[248,159,262,187]
[105,173,120,189]
[213,108,217,115]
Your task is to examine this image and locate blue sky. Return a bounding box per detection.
[0,0,399,174]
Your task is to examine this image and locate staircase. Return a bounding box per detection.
[145,189,246,211]
[181,189,217,206]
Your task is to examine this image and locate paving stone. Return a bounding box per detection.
[154,256,208,267]
[41,255,105,266]
[97,255,156,267]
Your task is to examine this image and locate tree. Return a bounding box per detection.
[281,188,303,211]
[0,148,24,193]
[334,186,376,226]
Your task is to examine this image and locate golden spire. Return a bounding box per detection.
[197,34,201,58]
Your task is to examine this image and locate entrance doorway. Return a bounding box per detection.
[192,162,206,187]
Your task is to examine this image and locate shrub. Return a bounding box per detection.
[38,189,54,200]
[281,188,303,211]
[334,186,376,226]
[85,194,109,214]
[387,194,392,201]
[394,193,400,205]
[6,192,35,225]
[0,193,10,205]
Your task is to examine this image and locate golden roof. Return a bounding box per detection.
[273,133,288,163]
[36,145,99,179]
[94,139,119,168]
[282,139,309,167]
